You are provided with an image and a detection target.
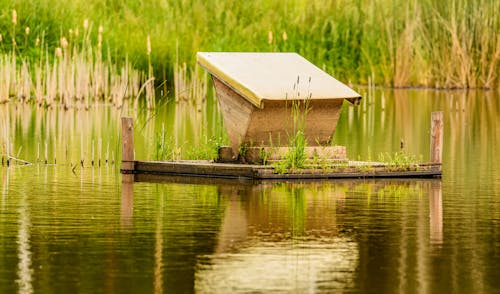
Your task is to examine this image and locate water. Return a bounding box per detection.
[1,89,499,293]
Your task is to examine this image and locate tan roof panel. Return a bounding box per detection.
[197,52,361,108]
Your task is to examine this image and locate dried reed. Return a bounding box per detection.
[0,19,146,108]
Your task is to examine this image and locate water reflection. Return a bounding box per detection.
[336,88,500,168]
[154,191,164,294]
[429,181,443,245]
[128,175,443,292]
[199,182,359,292]
[2,88,498,293]
[1,167,8,210]
[16,191,33,294]
[121,174,134,230]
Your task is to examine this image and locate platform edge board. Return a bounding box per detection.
[134,160,264,179]
[255,169,442,179]
[129,160,441,180]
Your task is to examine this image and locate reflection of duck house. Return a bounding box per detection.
[197,52,361,159]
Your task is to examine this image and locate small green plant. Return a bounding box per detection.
[154,125,173,160]
[274,161,288,174]
[272,77,313,173]
[288,129,307,168]
[378,151,420,171]
[187,135,225,160]
[358,163,374,173]
[237,140,253,162]
[272,122,309,173]
[259,146,269,165]
[260,133,277,165]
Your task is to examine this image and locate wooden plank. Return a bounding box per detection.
[197,52,361,108]
[213,76,254,156]
[255,165,441,179]
[244,99,344,147]
[121,117,135,172]
[135,173,256,186]
[135,160,259,179]
[430,111,444,163]
[130,160,441,179]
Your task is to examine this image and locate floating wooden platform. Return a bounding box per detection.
[120,109,444,180]
[121,51,445,181]
[122,160,441,180]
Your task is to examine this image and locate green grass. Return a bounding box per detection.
[273,91,310,173]
[378,151,422,171]
[1,0,499,91]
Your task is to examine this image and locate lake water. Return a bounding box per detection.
[1,89,499,293]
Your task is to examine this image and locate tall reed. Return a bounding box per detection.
[0,15,146,108]
[1,0,499,96]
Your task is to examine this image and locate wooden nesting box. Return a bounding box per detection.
[197,52,361,155]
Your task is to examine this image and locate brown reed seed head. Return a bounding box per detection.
[282,31,287,42]
[60,37,68,49]
[12,10,17,25]
[25,27,30,36]
[55,47,62,57]
[268,31,273,44]
[83,19,89,31]
[0,34,2,43]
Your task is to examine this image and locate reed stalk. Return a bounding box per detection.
[98,138,102,167]
[106,142,109,164]
[44,141,48,164]
[0,19,147,107]
[80,132,84,167]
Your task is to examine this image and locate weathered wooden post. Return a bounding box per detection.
[121,117,135,174]
[430,111,443,163]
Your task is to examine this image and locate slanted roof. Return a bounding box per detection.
[197,52,361,108]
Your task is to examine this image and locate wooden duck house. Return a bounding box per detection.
[197,52,361,156]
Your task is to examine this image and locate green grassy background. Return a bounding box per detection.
[1,0,499,89]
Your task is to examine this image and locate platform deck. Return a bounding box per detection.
[122,160,442,180]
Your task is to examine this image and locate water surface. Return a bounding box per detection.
[1,89,499,293]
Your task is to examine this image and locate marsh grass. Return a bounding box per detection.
[0,103,124,168]
[2,1,499,91]
[0,15,145,108]
[377,151,422,171]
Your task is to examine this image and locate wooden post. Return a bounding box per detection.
[121,117,135,173]
[430,112,443,163]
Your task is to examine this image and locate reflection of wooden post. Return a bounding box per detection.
[121,117,135,172]
[430,112,443,163]
[121,175,134,230]
[216,193,248,254]
[429,180,443,244]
